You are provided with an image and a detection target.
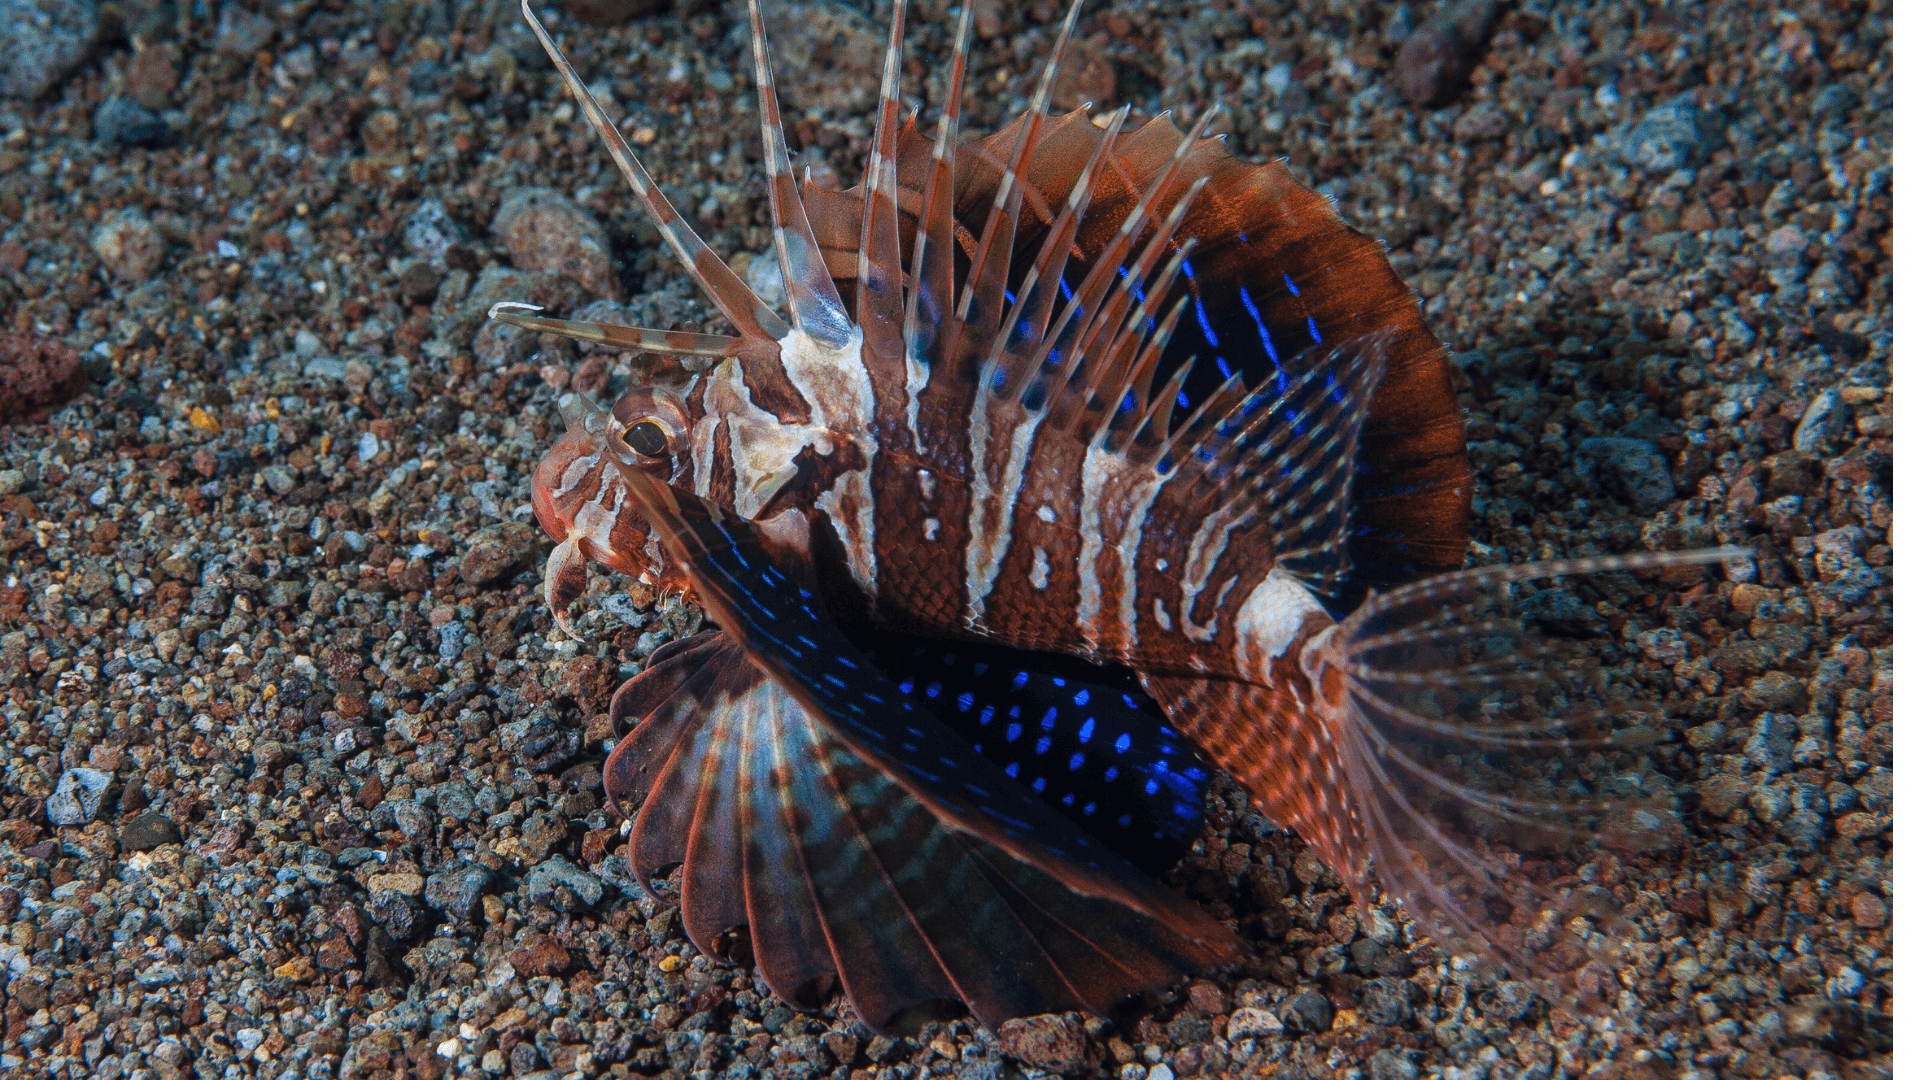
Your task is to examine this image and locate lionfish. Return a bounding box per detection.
[500,0,1739,1031]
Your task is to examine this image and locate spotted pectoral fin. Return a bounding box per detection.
[604,627,1233,1030]
[603,469,1239,1026]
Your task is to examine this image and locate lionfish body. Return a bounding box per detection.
[509,0,1737,1031]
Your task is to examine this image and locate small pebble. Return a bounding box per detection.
[492,186,620,301]
[118,811,181,851]
[45,767,111,825]
[90,207,166,281]
[0,0,97,99]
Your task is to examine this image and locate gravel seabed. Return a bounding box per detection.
[0,1,1891,1080]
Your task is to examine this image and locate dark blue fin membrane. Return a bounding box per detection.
[606,632,1238,1031]
[605,472,1239,1028]
[841,630,1212,876]
[1162,333,1390,597]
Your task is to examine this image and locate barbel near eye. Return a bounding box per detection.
[606,387,692,476]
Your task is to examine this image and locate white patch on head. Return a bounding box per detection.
[1037,505,1056,524]
[1153,596,1173,632]
[556,452,599,498]
[917,469,937,501]
[700,328,879,595]
[1029,547,1050,591]
[924,518,940,541]
[782,327,879,595]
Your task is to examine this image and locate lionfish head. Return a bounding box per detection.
[531,386,696,636]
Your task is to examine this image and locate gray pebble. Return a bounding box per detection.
[1361,978,1412,1026]
[1781,808,1828,853]
[1518,588,1606,637]
[405,198,468,265]
[435,781,479,822]
[214,1,275,56]
[1480,980,1534,1022]
[425,859,496,921]
[1807,261,1860,307]
[1745,713,1798,775]
[1621,97,1726,173]
[46,767,112,826]
[0,0,98,100]
[500,712,580,774]
[526,855,604,911]
[1279,990,1332,1033]
[1575,437,1676,511]
[260,464,298,496]
[1793,389,1848,452]
[370,889,421,940]
[93,95,171,147]
[1368,1048,1419,1080]
[391,799,436,842]
[1811,83,1858,121]
[119,811,182,851]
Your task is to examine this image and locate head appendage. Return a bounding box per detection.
[515,0,787,345]
[488,302,739,361]
[747,0,854,348]
[1309,548,1751,993]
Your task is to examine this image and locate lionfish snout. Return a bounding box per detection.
[532,388,694,637]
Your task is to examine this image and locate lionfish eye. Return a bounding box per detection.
[623,419,670,459]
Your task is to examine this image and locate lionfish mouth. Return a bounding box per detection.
[501,0,1751,1035]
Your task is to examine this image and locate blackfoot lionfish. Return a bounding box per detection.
[499,0,1742,1031]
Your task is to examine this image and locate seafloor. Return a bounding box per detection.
[0,1,1891,1079]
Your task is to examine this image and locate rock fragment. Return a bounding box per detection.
[0,332,86,422]
[93,96,172,147]
[1574,437,1676,511]
[460,521,540,585]
[526,856,604,911]
[998,1014,1093,1074]
[119,812,182,851]
[46,767,112,825]
[1393,0,1503,107]
[92,207,167,281]
[492,186,619,300]
[1621,96,1727,173]
[0,0,98,100]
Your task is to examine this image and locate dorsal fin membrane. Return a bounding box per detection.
[810,105,1469,600]
[747,0,854,348]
